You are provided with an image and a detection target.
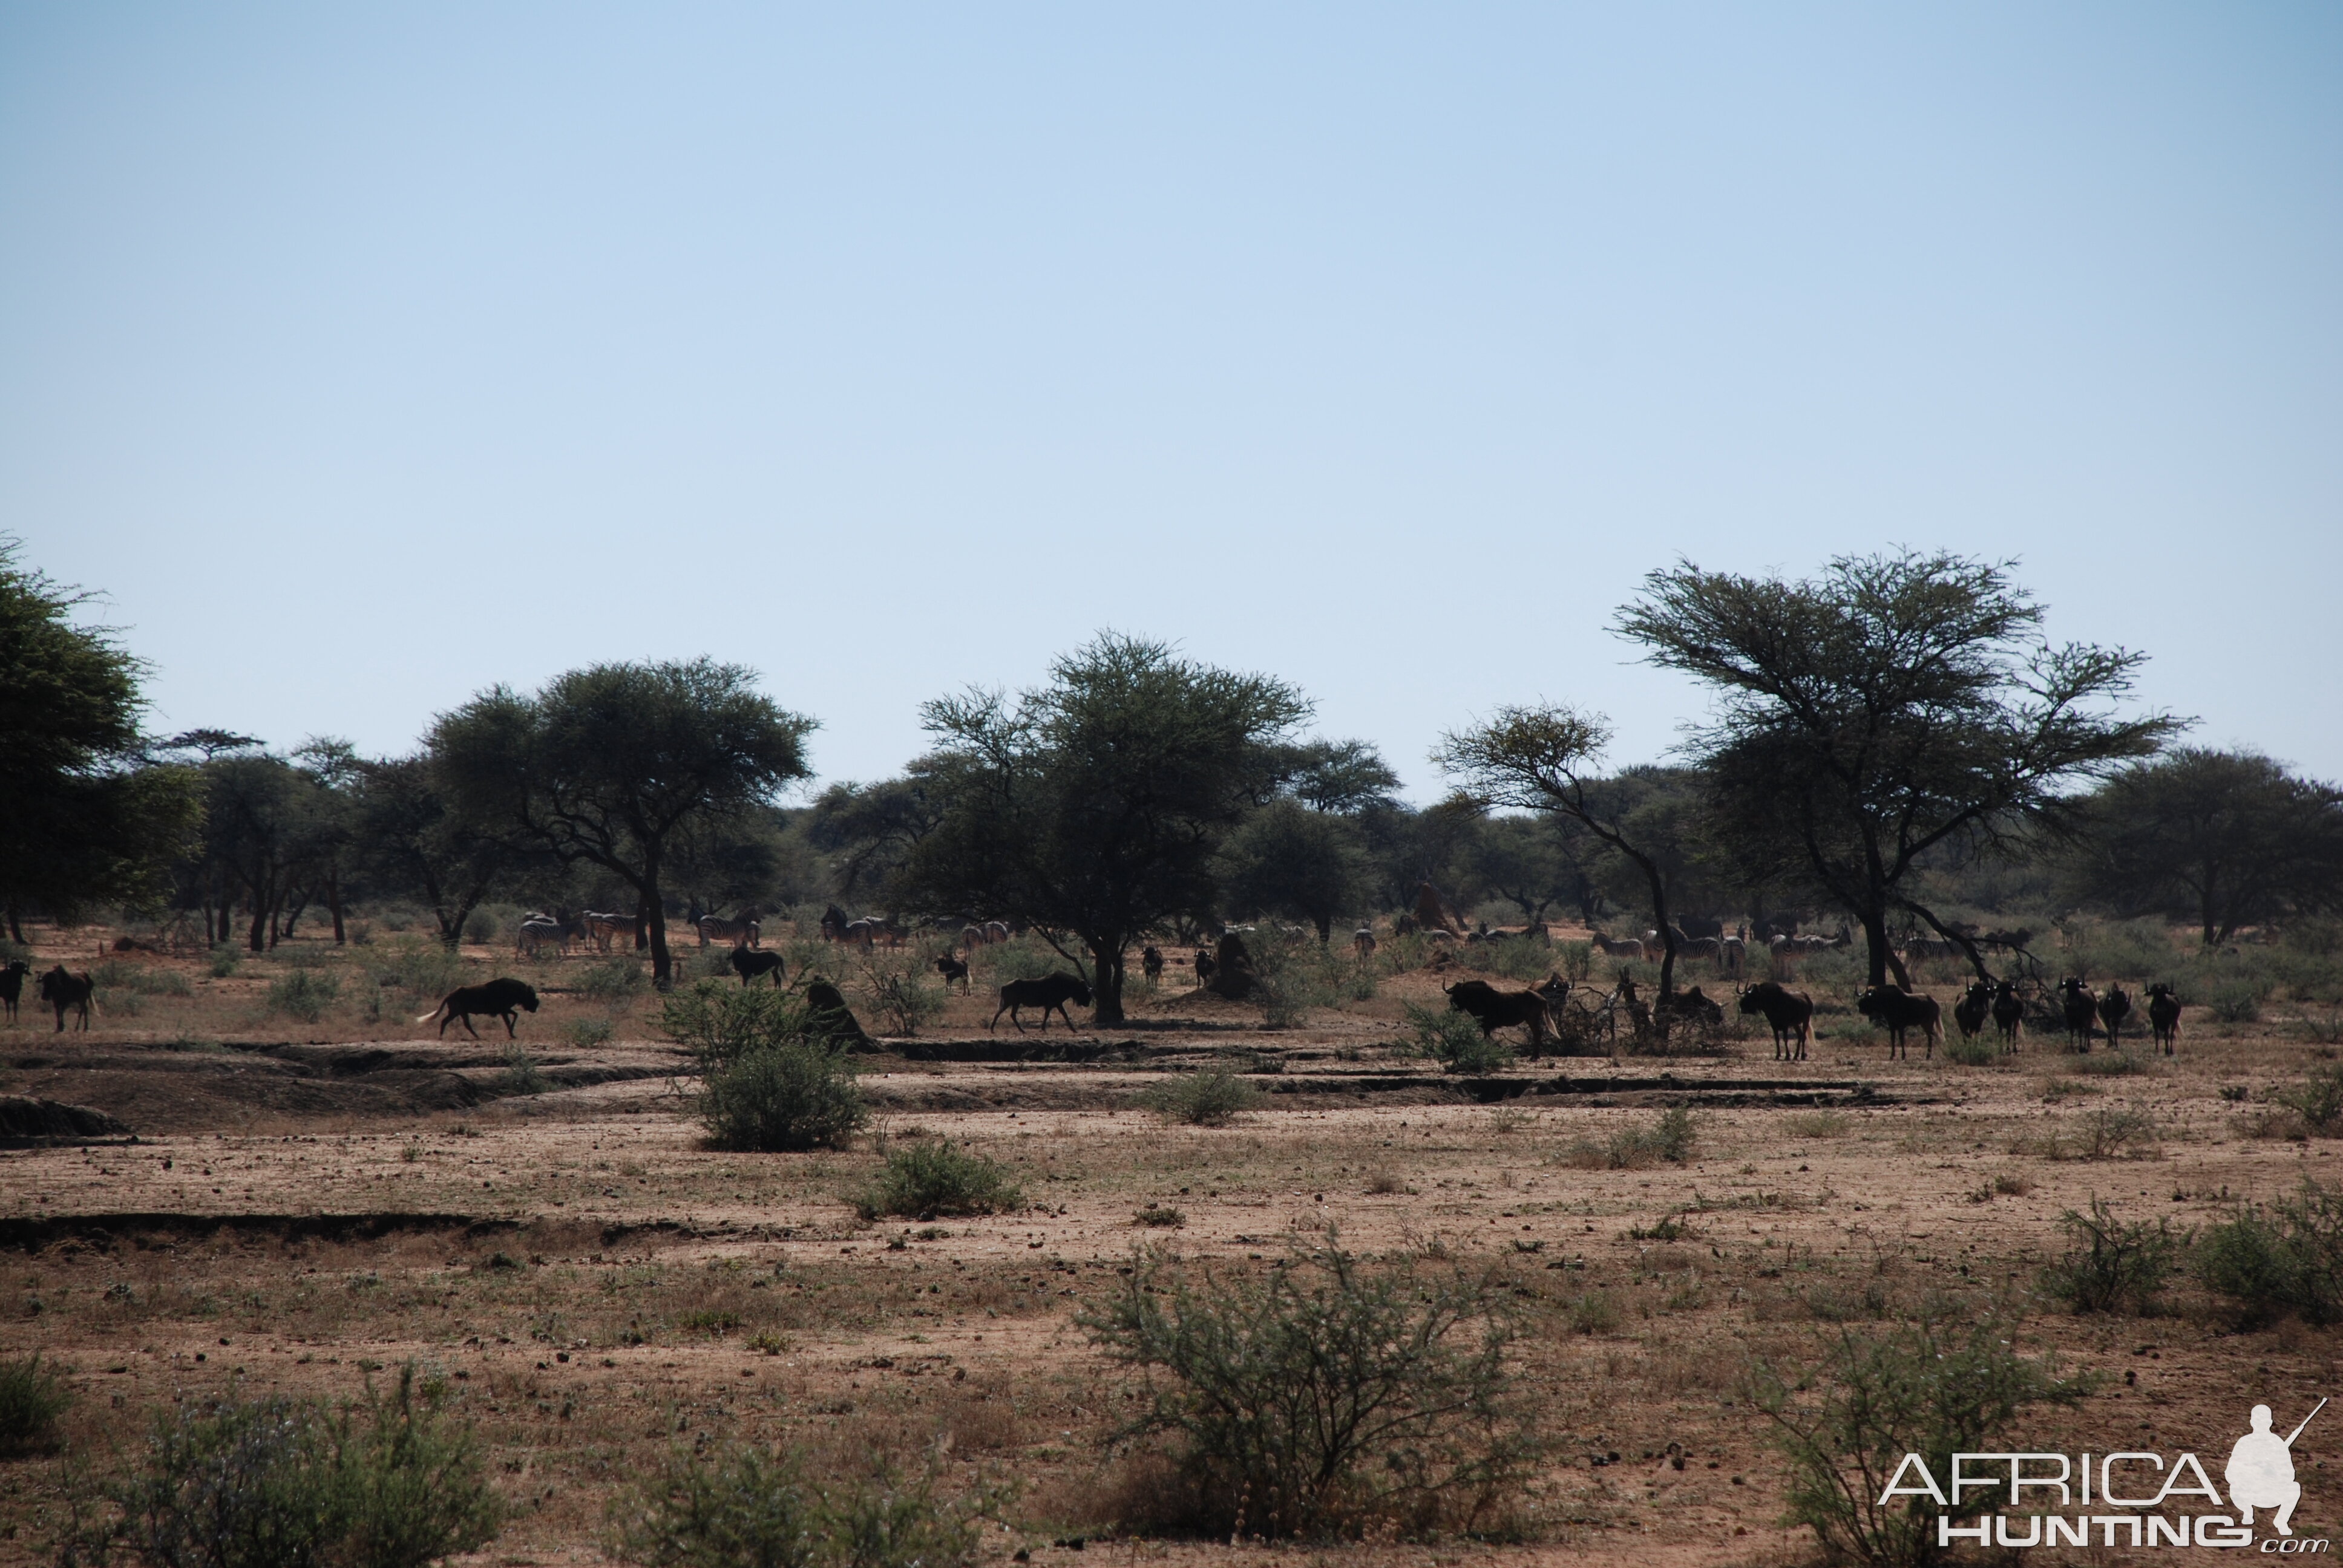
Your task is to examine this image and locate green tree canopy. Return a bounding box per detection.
[0,540,201,931]
[899,633,1309,1022]
[2066,748,2343,946]
[1616,550,2181,985]
[354,753,526,949]
[428,659,815,986]
[1218,799,1372,942]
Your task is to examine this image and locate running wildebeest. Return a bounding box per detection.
[732,948,787,988]
[417,978,540,1039]
[37,965,94,1033]
[989,973,1092,1033]
[1856,984,1940,1060]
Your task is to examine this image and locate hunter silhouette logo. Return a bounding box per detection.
[1875,1395,2330,1549]
[2230,1399,2324,1537]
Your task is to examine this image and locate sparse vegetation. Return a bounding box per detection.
[63,1365,500,1568]
[1745,1310,2092,1567]
[1564,1106,1697,1169]
[2039,1198,2184,1315]
[854,1141,1023,1218]
[608,1443,998,1568]
[2195,1181,2343,1327]
[0,1354,71,1459]
[266,968,342,1023]
[1083,1238,1540,1539]
[1136,1069,1260,1126]
[1402,1002,1513,1073]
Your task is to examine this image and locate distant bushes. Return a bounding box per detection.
[266,969,342,1023]
[61,1365,500,1568]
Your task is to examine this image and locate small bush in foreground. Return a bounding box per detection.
[1403,1002,1511,1073]
[854,1142,1023,1219]
[2039,1198,2184,1315]
[700,1044,866,1153]
[499,1045,549,1096]
[1081,1237,1539,1540]
[0,1353,71,1458]
[1744,1310,2091,1568]
[608,1443,1000,1568]
[62,1365,500,1568]
[2272,1062,2343,1135]
[1563,1106,1697,1169]
[266,969,341,1024]
[1136,1069,1260,1126]
[2195,1180,2343,1328]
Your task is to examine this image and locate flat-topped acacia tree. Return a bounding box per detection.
[1615,550,2181,987]
[900,634,1309,1024]
[428,659,814,988]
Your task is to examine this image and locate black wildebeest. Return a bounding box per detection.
[1953,981,1993,1044]
[1141,946,1164,984]
[1442,979,1550,1052]
[989,973,1092,1033]
[1737,981,1814,1060]
[935,953,970,991]
[732,947,787,988]
[1992,981,2025,1050]
[417,978,540,1039]
[0,959,28,1023]
[1857,985,1940,1060]
[2098,984,2132,1048]
[1193,949,1217,987]
[38,966,94,1033]
[2147,983,2182,1055]
[2056,978,2098,1053]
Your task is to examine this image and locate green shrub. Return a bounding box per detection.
[1941,1031,1996,1067]
[577,957,648,1002]
[562,1015,617,1048]
[1250,933,1339,1027]
[851,949,946,1036]
[608,1444,998,1568]
[208,947,243,979]
[464,910,498,945]
[1567,1106,1698,1169]
[376,938,465,999]
[1401,1002,1513,1073]
[1566,1292,1622,1336]
[1081,1238,1541,1539]
[64,1365,500,1568]
[2272,1061,2343,1134]
[2209,976,2267,1024]
[2039,1199,2184,1315]
[1135,1069,1261,1126]
[499,1047,549,1096]
[854,1140,1024,1219]
[661,982,822,1065]
[0,1353,71,1458]
[1556,940,1593,983]
[2195,1181,2343,1327]
[266,969,341,1023]
[1745,1310,2092,1568]
[699,1044,866,1153]
[93,961,191,997]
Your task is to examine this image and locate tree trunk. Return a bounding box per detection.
[327,873,346,945]
[2201,872,2218,948]
[1090,938,1126,1024]
[635,895,650,951]
[644,844,672,988]
[5,906,20,944]
[1314,915,1332,944]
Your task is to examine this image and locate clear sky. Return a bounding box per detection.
[4,4,2337,800]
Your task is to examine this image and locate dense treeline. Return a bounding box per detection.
[6,540,2339,994]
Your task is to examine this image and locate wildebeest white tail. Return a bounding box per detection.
[415,1007,444,1024]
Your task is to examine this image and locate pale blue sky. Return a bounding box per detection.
[4,4,2338,798]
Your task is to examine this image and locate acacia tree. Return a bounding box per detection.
[1219,799,1371,942]
[430,660,815,987]
[0,540,202,938]
[900,634,1309,1023]
[355,753,524,950]
[2067,748,2343,946]
[1437,706,1690,997]
[1616,551,2181,986]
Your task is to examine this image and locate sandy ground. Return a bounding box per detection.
[2,924,2340,1564]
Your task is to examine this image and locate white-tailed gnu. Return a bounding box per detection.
[2229,1398,2324,1535]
